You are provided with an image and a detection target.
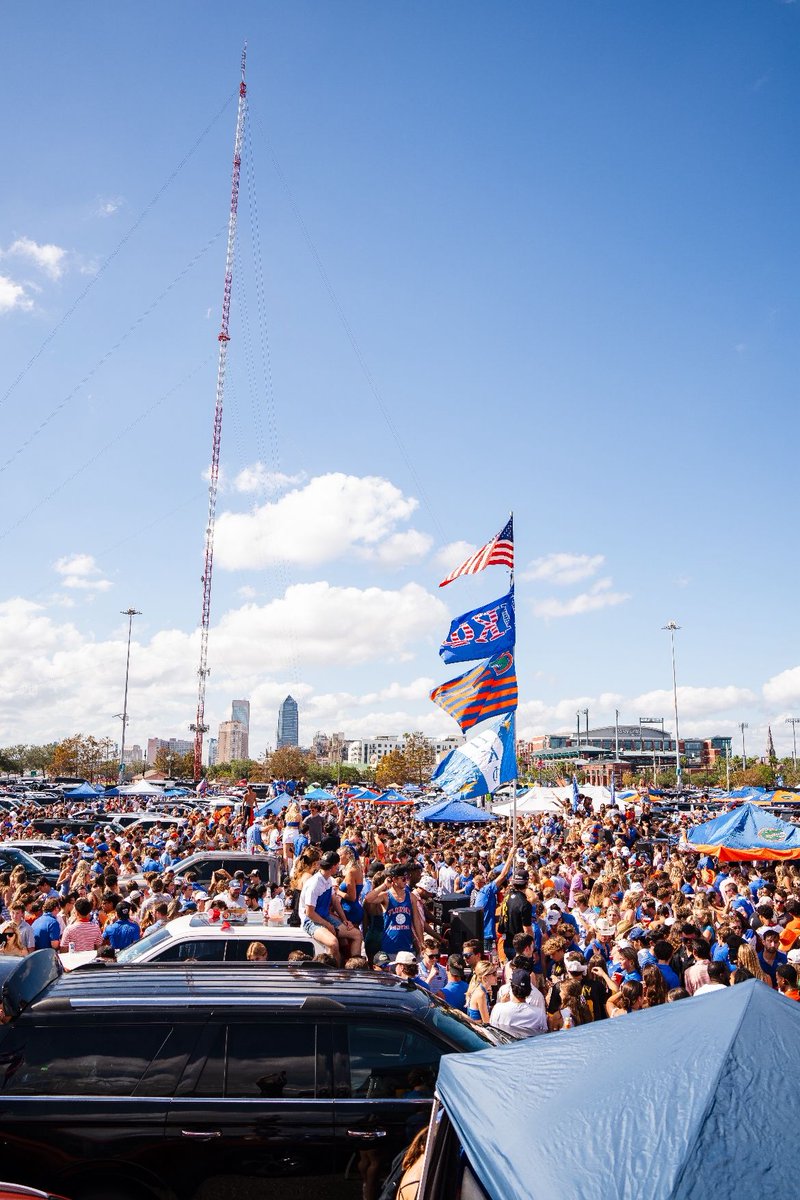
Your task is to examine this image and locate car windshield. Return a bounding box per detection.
[116,925,171,963]
[428,1001,514,1049]
[6,847,49,872]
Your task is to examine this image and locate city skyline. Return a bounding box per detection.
[2,6,799,762]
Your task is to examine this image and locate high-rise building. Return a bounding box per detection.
[276,695,299,748]
[207,738,218,767]
[217,720,248,764]
[146,737,168,766]
[231,700,250,759]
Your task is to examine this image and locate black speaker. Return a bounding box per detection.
[432,892,463,930]
[448,907,484,955]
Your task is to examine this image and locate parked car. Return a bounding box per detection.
[133,849,275,889]
[0,840,75,873]
[0,845,58,885]
[0,951,505,1200]
[114,911,319,964]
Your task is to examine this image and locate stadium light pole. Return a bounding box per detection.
[739,722,749,771]
[786,717,800,772]
[662,622,682,789]
[118,608,141,783]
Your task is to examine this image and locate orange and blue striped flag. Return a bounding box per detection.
[430,650,518,732]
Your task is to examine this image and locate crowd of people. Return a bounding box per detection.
[3,785,800,1038]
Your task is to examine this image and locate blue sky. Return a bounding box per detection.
[1,1,799,760]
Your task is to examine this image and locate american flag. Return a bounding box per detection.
[439,516,514,588]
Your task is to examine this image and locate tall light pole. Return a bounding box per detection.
[786,717,800,772]
[614,709,620,759]
[725,741,731,792]
[118,608,141,783]
[582,708,589,746]
[576,711,582,750]
[662,622,682,789]
[739,721,749,771]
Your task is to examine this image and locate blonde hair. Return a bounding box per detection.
[466,959,495,1000]
[736,942,771,985]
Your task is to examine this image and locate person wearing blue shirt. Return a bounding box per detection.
[471,848,514,941]
[441,955,468,1011]
[654,938,681,991]
[758,927,788,987]
[103,902,141,951]
[31,899,62,949]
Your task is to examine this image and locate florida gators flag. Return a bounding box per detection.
[430,651,518,733]
[439,516,514,587]
[432,713,517,800]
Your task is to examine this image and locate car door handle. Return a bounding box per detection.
[347,1129,387,1140]
[181,1130,222,1139]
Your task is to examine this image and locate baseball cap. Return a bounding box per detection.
[787,948,800,965]
[629,926,649,941]
[418,874,438,894]
[595,918,616,937]
[116,902,131,918]
[511,870,529,887]
[546,910,561,926]
[565,957,588,974]
[760,925,782,938]
[373,951,390,967]
[395,951,417,966]
[389,863,410,878]
[320,851,340,869]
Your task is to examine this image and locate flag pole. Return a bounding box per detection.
[509,511,517,860]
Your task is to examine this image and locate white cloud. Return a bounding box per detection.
[631,685,756,720]
[216,473,424,569]
[368,530,433,567]
[0,579,447,745]
[763,666,800,710]
[237,585,257,600]
[523,552,605,585]
[95,196,124,217]
[435,541,475,571]
[53,553,112,592]
[359,678,437,706]
[5,236,67,280]
[233,464,307,495]
[533,578,630,619]
[0,274,33,314]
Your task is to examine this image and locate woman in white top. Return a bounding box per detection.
[282,801,302,869]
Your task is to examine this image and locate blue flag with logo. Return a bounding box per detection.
[432,713,517,800]
[439,589,515,665]
[571,774,580,814]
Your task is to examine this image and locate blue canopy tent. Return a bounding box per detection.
[729,785,766,799]
[254,792,292,818]
[687,801,800,861]
[416,798,497,823]
[64,782,101,799]
[304,787,337,801]
[347,787,381,800]
[435,981,799,1200]
[373,789,415,806]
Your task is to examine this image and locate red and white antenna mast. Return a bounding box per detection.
[191,46,248,779]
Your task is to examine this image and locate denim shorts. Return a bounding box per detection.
[304,916,340,938]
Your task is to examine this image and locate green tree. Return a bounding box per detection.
[374,749,411,790]
[268,746,313,781]
[402,733,436,787]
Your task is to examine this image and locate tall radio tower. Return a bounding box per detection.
[191,47,248,779]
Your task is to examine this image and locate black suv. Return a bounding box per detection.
[0,952,505,1200]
